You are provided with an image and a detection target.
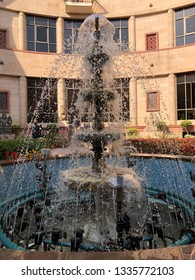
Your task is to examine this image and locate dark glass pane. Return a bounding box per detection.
[64,45,72,53]
[36,43,48,52]
[122,78,130,88]
[185,34,195,45]
[176,36,184,46]
[113,28,120,42]
[121,19,128,27]
[27,42,35,51]
[185,33,195,44]
[177,74,185,83]
[49,44,56,53]
[176,19,184,36]
[186,72,195,82]
[36,17,47,26]
[73,29,79,44]
[121,28,128,42]
[65,79,73,88]
[186,83,191,108]
[187,110,194,119]
[110,19,120,28]
[177,84,185,109]
[26,15,34,25]
[0,93,7,110]
[177,110,186,120]
[27,25,34,41]
[121,43,129,51]
[192,83,195,108]
[186,17,195,33]
[37,26,47,42]
[49,28,56,43]
[114,79,121,87]
[74,80,83,89]
[27,78,36,87]
[73,21,82,28]
[64,20,72,29]
[185,6,195,17]
[65,29,72,40]
[49,18,56,27]
[175,9,183,20]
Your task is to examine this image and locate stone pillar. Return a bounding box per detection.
[168,73,177,125]
[18,12,26,50]
[19,76,27,127]
[167,9,174,48]
[57,78,66,122]
[129,16,136,51]
[129,77,137,125]
[56,17,64,53]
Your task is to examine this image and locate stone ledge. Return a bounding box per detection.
[0,244,195,260]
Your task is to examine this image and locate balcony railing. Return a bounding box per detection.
[64,0,107,14]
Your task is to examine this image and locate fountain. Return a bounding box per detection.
[0,14,195,258]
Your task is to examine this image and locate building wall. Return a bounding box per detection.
[0,0,195,137]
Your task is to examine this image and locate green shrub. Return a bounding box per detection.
[44,124,58,147]
[180,120,192,133]
[126,128,139,138]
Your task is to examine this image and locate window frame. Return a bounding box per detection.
[145,32,159,51]
[109,18,129,51]
[146,91,160,112]
[27,78,57,123]
[175,6,195,46]
[0,29,8,49]
[0,91,9,113]
[114,78,130,121]
[26,15,56,53]
[64,19,83,53]
[177,72,195,120]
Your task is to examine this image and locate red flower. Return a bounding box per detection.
[12,151,17,159]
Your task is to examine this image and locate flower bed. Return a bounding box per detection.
[124,138,195,156]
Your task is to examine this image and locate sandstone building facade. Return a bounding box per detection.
[0,0,195,136]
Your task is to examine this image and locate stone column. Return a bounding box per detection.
[18,11,26,50]
[129,77,137,125]
[129,16,136,51]
[56,17,64,53]
[168,73,177,125]
[57,78,66,122]
[19,76,27,127]
[167,9,174,48]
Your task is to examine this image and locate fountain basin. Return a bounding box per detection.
[0,153,195,257]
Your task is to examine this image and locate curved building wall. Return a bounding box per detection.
[0,0,195,136]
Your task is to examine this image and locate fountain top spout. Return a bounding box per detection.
[93,16,101,40]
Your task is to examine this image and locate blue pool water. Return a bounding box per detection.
[0,156,193,202]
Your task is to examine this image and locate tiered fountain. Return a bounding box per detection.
[0,14,195,257]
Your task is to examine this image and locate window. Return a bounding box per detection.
[27,78,57,123]
[26,15,56,53]
[146,91,159,111]
[146,33,158,51]
[109,19,129,51]
[0,29,7,48]
[114,78,130,121]
[65,79,83,123]
[0,91,8,112]
[65,78,129,123]
[175,6,195,46]
[177,72,195,120]
[64,19,83,53]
